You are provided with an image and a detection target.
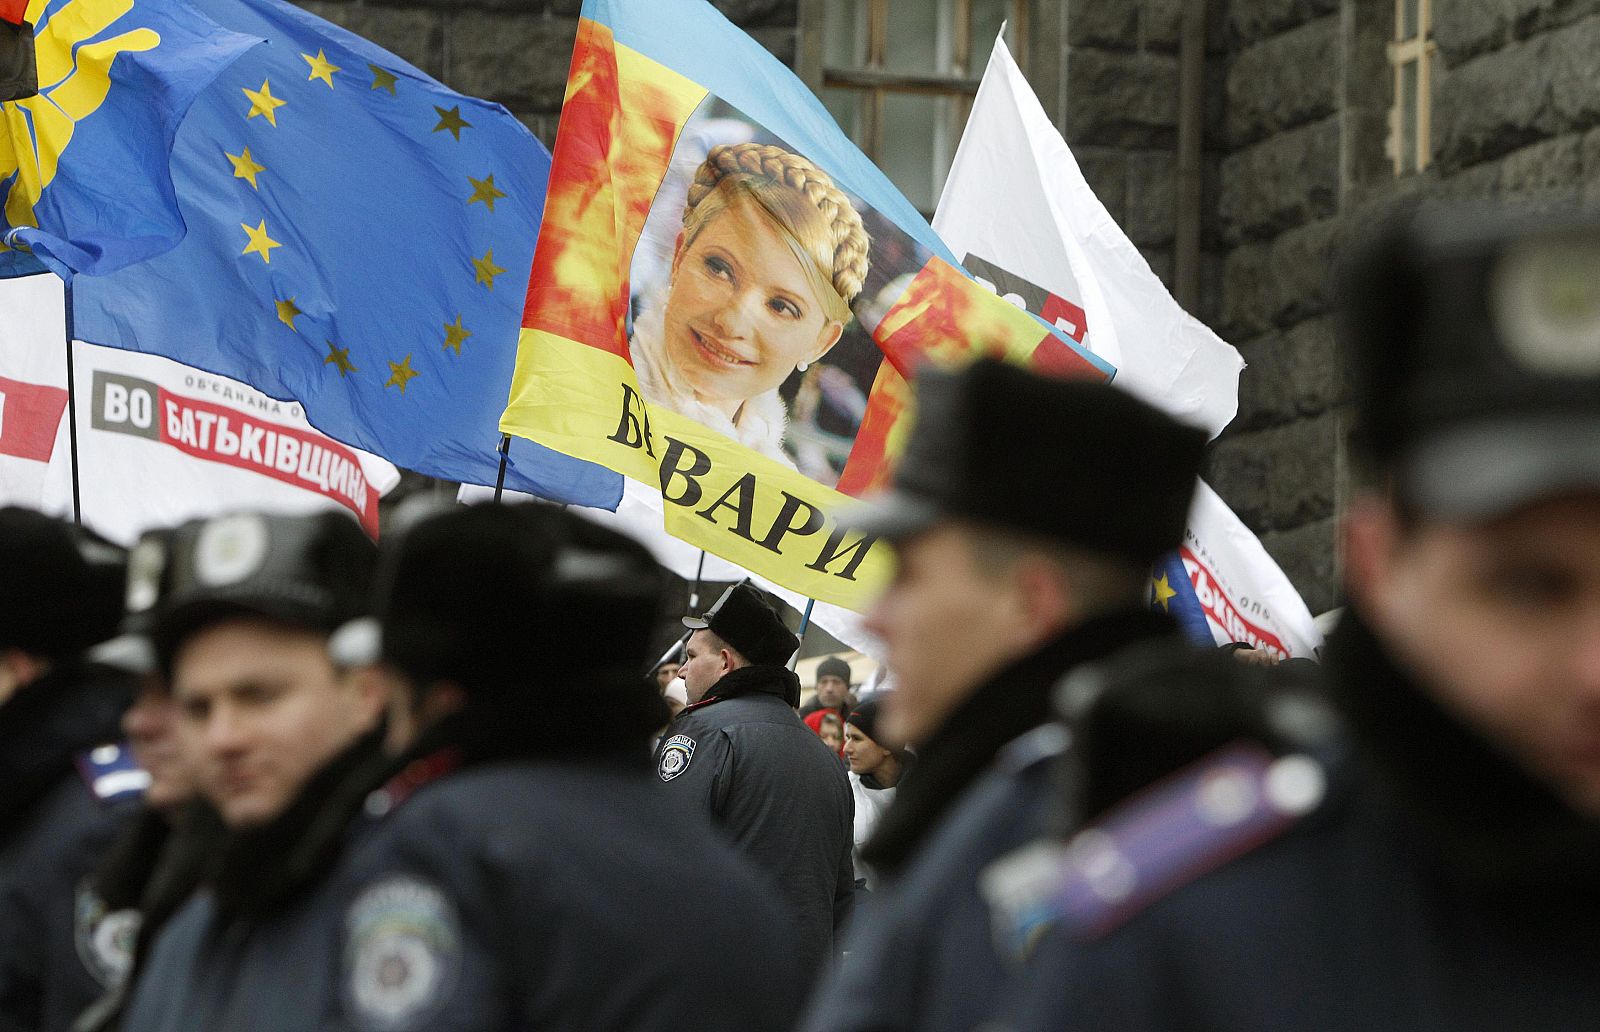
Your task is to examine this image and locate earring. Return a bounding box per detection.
[797,361,810,373]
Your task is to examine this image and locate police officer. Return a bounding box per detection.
[119,511,385,1032]
[997,208,1600,1030]
[325,501,806,1030]
[663,581,854,987]
[0,509,138,1032]
[799,359,1207,1032]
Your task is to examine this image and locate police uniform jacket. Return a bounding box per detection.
[658,664,855,983]
[0,664,140,1032]
[119,732,386,1032]
[1000,612,1600,1032]
[325,708,807,1032]
[799,611,1175,1032]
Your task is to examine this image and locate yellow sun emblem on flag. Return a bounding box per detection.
[0,0,161,240]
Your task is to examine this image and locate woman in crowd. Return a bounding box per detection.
[841,697,908,892]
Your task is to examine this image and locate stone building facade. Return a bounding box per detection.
[308,0,1597,616]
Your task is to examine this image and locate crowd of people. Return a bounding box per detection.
[2,206,1598,1031]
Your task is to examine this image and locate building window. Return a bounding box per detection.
[816,0,1026,213]
[1388,0,1434,175]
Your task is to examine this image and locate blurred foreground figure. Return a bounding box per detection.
[801,360,1207,1032]
[329,503,805,1030]
[1001,209,1600,1030]
[120,512,385,1032]
[0,511,135,1031]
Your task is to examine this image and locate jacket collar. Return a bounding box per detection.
[1327,609,1600,900]
[862,608,1177,879]
[684,663,803,714]
[209,728,386,923]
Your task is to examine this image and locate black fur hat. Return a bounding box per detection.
[841,359,1207,564]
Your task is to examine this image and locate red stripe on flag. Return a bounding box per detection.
[0,376,68,463]
[0,0,27,27]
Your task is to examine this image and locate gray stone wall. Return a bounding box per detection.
[1178,0,1600,615]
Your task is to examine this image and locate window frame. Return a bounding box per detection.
[803,0,1029,211]
[1387,0,1435,176]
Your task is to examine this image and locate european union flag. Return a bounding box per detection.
[68,0,624,506]
[1,0,256,276]
[1151,550,1215,647]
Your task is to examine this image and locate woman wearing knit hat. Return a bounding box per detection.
[842,697,908,892]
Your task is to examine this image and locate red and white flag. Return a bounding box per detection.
[1177,480,1324,659]
[933,35,1244,438]
[0,276,70,508]
[40,343,400,543]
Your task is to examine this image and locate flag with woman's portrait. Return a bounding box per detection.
[501,0,1116,610]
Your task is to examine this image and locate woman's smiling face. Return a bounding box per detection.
[663,195,844,414]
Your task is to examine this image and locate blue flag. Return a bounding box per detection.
[1,0,257,277]
[68,0,624,505]
[1150,550,1214,647]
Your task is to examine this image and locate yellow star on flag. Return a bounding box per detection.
[225,147,266,190]
[242,80,286,126]
[467,174,506,212]
[472,249,504,290]
[369,64,398,95]
[442,314,472,354]
[241,220,282,263]
[385,354,419,394]
[432,105,472,141]
[325,341,357,377]
[1152,572,1178,612]
[275,296,303,330]
[302,49,341,88]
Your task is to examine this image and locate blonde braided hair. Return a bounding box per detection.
[681,143,871,321]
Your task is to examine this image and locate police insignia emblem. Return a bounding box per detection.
[73,882,139,989]
[344,876,460,1032]
[194,513,270,586]
[658,734,696,782]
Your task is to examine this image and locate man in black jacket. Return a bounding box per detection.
[997,209,1600,1030]
[662,581,855,988]
[799,359,1207,1032]
[325,502,807,1031]
[118,511,385,1032]
[0,510,135,1032]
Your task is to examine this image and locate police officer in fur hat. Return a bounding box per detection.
[0,509,136,1032]
[118,511,385,1032]
[322,502,805,1031]
[663,581,855,992]
[995,208,1600,1031]
[799,358,1207,1032]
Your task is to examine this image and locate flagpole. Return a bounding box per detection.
[789,597,817,671]
[62,280,82,526]
[491,433,510,503]
[688,549,707,611]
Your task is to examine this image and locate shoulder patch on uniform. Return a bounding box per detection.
[75,744,150,803]
[73,880,139,989]
[344,876,460,1032]
[658,734,696,782]
[985,742,1325,948]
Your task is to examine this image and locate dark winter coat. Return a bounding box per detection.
[1001,612,1600,1032]
[658,663,855,986]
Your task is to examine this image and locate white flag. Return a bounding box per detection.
[1177,480,1324,659]
[460,479,876,656]
[933,36,1244,438]
[0,275,70,508]
[40,344,401,544]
